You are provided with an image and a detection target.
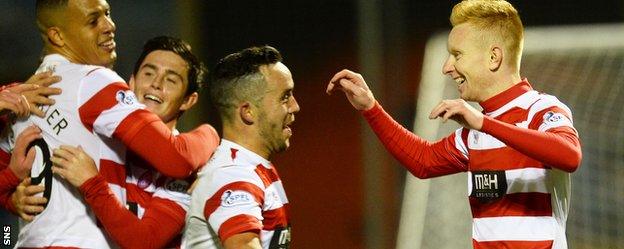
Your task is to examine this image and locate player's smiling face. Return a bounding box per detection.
[130,50,194,125]
[256,62,300,156]
[62,0,117,67]
[442,23,491,102]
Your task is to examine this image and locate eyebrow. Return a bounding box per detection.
[85,4,110,20]
[282,88,294,95]
[85,11,99,21]
[141,63,185,81]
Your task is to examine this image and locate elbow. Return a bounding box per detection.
[555,150,582,173]
[408,168,433,179]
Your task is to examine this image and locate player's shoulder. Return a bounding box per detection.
[80,66,125,84]
[532,92,572,115]
[202,162,263,186]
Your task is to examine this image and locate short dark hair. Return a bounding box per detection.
[35,0,69,31]
[209,45,282,122]
[36,0,68,13]
[132,36,206,96]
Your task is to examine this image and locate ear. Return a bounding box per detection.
[239,102,255,125]
[47,27,64,47]
[179,92,199,112]
[128,75,136,90]
[489,46,503,71]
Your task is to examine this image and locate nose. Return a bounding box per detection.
[103,15,116,34]
[151,74,164,90]
[442,55,455,75]
[289,96,300,114]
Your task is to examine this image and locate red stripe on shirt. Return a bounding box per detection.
[473,239,553,249]
[254,164,281,188]
[126,183,154,209]
[99,159,126,187]
[78,82,129,132]
[218,214,262,242]
[469,147,545,171]
[470,192,552,218]
[480,80,532,113]
[203,181,265,216]
[494,106,530,124]
[262,204,289,230]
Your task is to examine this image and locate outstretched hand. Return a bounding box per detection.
[51,145,98,188]
[428,99,484,130]
[326,69,376,111]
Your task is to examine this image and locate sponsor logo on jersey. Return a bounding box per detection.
[221,190,254,207]
[165,179,189,193]
[470,171,507,203]
[116,90,137,105]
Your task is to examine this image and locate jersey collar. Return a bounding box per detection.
[479,79,533,113]
[41,54,71,64]
[220,139,272,169]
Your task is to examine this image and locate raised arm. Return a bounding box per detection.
[327,69,468,178]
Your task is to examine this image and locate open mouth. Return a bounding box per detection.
[454,77,466,85]
[99,40,116,52]
[144,94,163,104]
[283,120,294,135]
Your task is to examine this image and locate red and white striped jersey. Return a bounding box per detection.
[10,54,216,248]
[10,54,139,248]
[126,130,191,219]
[458,82,576,249]
[362,80,580,249]
[122,129,191,248]
[182,139,291,249]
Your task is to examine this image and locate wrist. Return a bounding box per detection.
[363,99,375,111]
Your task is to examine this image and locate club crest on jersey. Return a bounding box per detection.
[543,111,564,123]
[221,190,254,207]
[116,90,137,105]
[470,171,507,203]
[137,171,154,189]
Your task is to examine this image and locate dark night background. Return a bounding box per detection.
[0,1,622,248]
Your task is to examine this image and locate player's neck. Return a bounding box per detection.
[481,72,522,102]
[165,119,177,131]
[222,126,270,160]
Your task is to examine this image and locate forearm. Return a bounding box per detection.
[114,110,219,178]
[481,116,582,172]
[362,101,466,178]
[0,168,19,213]
[80,175,184,249]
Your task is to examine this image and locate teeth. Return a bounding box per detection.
[455,78,465,84]
[144,94,162,103]
[101,40,115,49]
